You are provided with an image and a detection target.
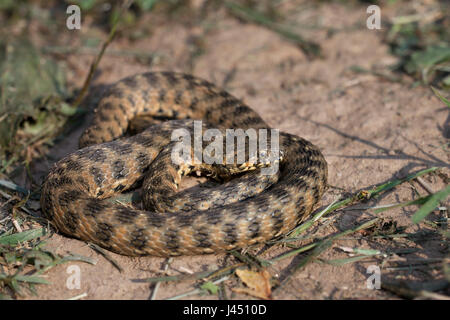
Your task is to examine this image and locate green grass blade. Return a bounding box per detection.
[368,167,438,197]
[0,228,46,245]
[13,275,50,285]
[135,270,212,284]
[0,273,50,285]
[412,185,450,224]
[272,218,380,263]
[289,200,338,237]
[374,195,432,214]
[200,281,219,295]
[322,255,373,266]
[290,167,439,237]
[431,87,450,108]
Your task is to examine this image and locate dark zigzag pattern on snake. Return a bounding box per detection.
[40,72,328,256]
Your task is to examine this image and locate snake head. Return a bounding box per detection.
[213,148,284,178]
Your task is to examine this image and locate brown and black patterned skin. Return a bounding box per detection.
[40,72,328,257]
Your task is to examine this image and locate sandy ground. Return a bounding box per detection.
[15,1,449,299]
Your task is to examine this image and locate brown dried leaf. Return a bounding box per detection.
[233,268,272,300]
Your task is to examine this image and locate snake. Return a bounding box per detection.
[40,72,328,257]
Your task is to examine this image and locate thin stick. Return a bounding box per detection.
[150,258,172,300]
[72,0,134,108]
[67,292,88,300]
[88,243,123,273]
[416,176,435,195]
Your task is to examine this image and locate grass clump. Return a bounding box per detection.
[386,0,450,87]
[0,38,80,173]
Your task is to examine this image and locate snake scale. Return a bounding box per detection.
[40,72,328,257]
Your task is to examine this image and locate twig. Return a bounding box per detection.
[419,291,450,300]
[11,219,22,233]
[271,218,380,292]
[416,177,435,195]
[72,0,134,108]
[150,258,172,300]
[67,292,88,300]
[382,279,449,299]
[88,243,123,273]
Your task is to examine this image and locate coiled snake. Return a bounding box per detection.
[40,72,328,257]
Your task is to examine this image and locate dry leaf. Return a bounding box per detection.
[233,268,272,300]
